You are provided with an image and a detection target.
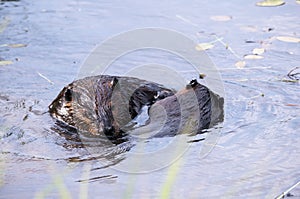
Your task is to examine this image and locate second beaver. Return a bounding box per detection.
[49,75,224,139]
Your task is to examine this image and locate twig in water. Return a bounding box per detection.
[275,181,300,199]
[37,72,54,85]
[176,15,199,27]
[287,67,300,80]
[213,35,242,60]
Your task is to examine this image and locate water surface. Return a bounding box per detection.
[0,0,299,198]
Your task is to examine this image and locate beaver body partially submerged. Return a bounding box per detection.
[49,75,224,139]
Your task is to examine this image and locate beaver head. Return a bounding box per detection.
[49,75,175,139]
[49,76,112,137]
[49,85,75,126]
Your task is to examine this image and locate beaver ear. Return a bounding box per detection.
[186,79,198,89]
[110,77,119,88]
[64,87,72,102]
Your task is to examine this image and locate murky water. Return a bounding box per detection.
[1,0,299,198]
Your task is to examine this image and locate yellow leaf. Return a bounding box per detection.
[7,44,27,48]
[296,0,300,4]
[256,0,285,6]
[235,61,246,68]
[195,43,214,51]
[276,36,300,43]
[0,60,13,66]
[210,15,232,22]
[244,54,264,60]
[199,73,206,79]
[252,48,265,55]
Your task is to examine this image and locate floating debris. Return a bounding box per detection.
[256,0,285,7]
[244,54,264,60]
[37,72,54,85]
[245,40,258,43]
[212,35,241,59]
[281,79,298,83]
[0,60,13,66]
[235,61,246,68]
[0,43,27,48]
[285,104,299,107]
[176,15,199,27]
[195,37,225,51]
[7,44,27,48]
[199,73,206,79]
[275,181,300,199]
[276,36,300,43]
[195,43,214,51]
[287,67,300,80]
[262,27,274,32]
[210,15,232,22]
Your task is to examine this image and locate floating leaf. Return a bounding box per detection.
[281,79,299,83]
[276,36,300,43]
[0,43,28,48]
[8,44,27,48]
[256,0,285,6]
[210,15,232,22]
[252,48,265,55]
[285,104,299,107]
[296,0,300,4]
[0,60,13,66]
[199,73,206,79]
[195,43,214,51]
[235,61,246,68]
[244,54,264,60]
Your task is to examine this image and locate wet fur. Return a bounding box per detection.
[49,75,224,139]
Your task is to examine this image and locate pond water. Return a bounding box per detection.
[0,0,299,198]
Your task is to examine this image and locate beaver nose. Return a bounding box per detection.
[104,126,115,136]
[104,126,118,140]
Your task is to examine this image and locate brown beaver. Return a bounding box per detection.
[49,75,223,139]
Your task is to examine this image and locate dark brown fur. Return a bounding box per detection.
[49,75,175,138]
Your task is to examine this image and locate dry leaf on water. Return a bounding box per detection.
[0,60,13,66]
[235,61,246,68]
[244,54,264,60]
[210,15,232,22]
[256,0,285,6]
[0,43,28,48]
[276,36,300,43]
[199,73,206,79]
[8,44,27,48]
[195,43,214,51]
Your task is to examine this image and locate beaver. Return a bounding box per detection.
[130,79,224,138]
[49,75,224,139]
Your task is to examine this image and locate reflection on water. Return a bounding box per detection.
[0,0,299,198]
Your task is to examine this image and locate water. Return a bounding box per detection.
[0,0,299,198]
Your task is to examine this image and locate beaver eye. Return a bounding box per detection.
[110,77,119,88]
[64,88,72,102]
